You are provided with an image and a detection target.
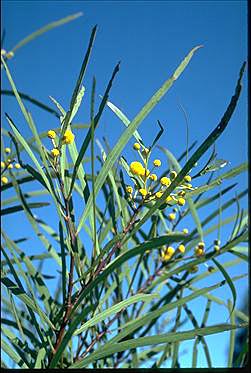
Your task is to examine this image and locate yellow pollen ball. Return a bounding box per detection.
[170,171,177,180]
[7,164,13,169]
[47,130,56,139]
[183,228,189,234]
[166,246,175,256]
[153,159,161,167]
[178,197,186,206]
[197,242,205,249]
[126,186,133,194]
[1,49,6,56]
[195,247,204,257]
[168,213,176,221]
[156,191,163,198]
[160,177,171,186]
[165,195,173,203]
[184,175,192,182]
[5,148,11,154]
[130,161,144,176]
[1,176,8,184]
[133,142,141,150]
[139,188,147,197]
[214,245,220,252]
[1,161,5,168]
[178,244,185,254]
[51,148,60,157]
[62,129,75,145]
[6,51,14,59]
[14,163,21,169]
[150,173,157,181]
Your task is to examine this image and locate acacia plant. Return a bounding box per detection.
[1,14,248,369]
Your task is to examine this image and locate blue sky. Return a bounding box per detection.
[1,0,248,368]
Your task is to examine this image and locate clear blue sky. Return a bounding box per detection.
[1,0,248,368]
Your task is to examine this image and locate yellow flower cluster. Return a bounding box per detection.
[161,246,175,261]
[62,129,75,145]
[1,149,22,185]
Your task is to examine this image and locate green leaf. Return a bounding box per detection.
[1,202,50,216]
[212,258,237,317]
[74,293,159,336]
[9,12,83,54]
[71,323,246,368]
[1,338,29,368]
[77,45,202,233]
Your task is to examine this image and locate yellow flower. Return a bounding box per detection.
[5,147,11,154]
[214,245,220,252]
[14,163,21,169]
[178,244,185,254]
[130,161,145,176]
[161,246,175,261]
[51,148,60,157]
[184,175,192,182]
[168,213,176,221]
[165,195,173,203]
[62,129,75,145]
[7,164,13,169]
[126,186,133,194]
[178,197,186,206]
[160,177,171,186]
[195,247,204,257]
[183,228,189,234]
[139,188,147,197]
[47,130,57,139]
[1,161,5,168]
[170,170,177,180]
[133,142,141,150]
[6,51,14,59]
[153,159,161,167]
[197,242,205,250]
[155,191,163,199]
[1,49,6,56]
[1,176,8,184]
[150,173,157,181]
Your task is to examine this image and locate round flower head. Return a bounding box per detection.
[155,191,163,199]
[126,186,133,194]
[139,188,147,197]
[160,177,171,187]
[133,142,141,151]
[51,148,60,158]
[1,49,6,56]
[195,247,204,257]
[166,246,175,256]
[178,197,186,206]
[153,159,161,167]
[197,242,205,250]
[62,129,75,145]
[130,161,145,176]
[178,244,185,254]
[7,164,13,169]
[5,147,11,154]
[170,170,177,180]
[1,161,5,168]
[183,228,189,235]
[1,176,8,184]
[165,195,173,203]
[214,245,220,252]
[14,163,21,169]
[150,173,157,181]
[47,130,56,139]
[184,175,192,182]
[168,213,176,221]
